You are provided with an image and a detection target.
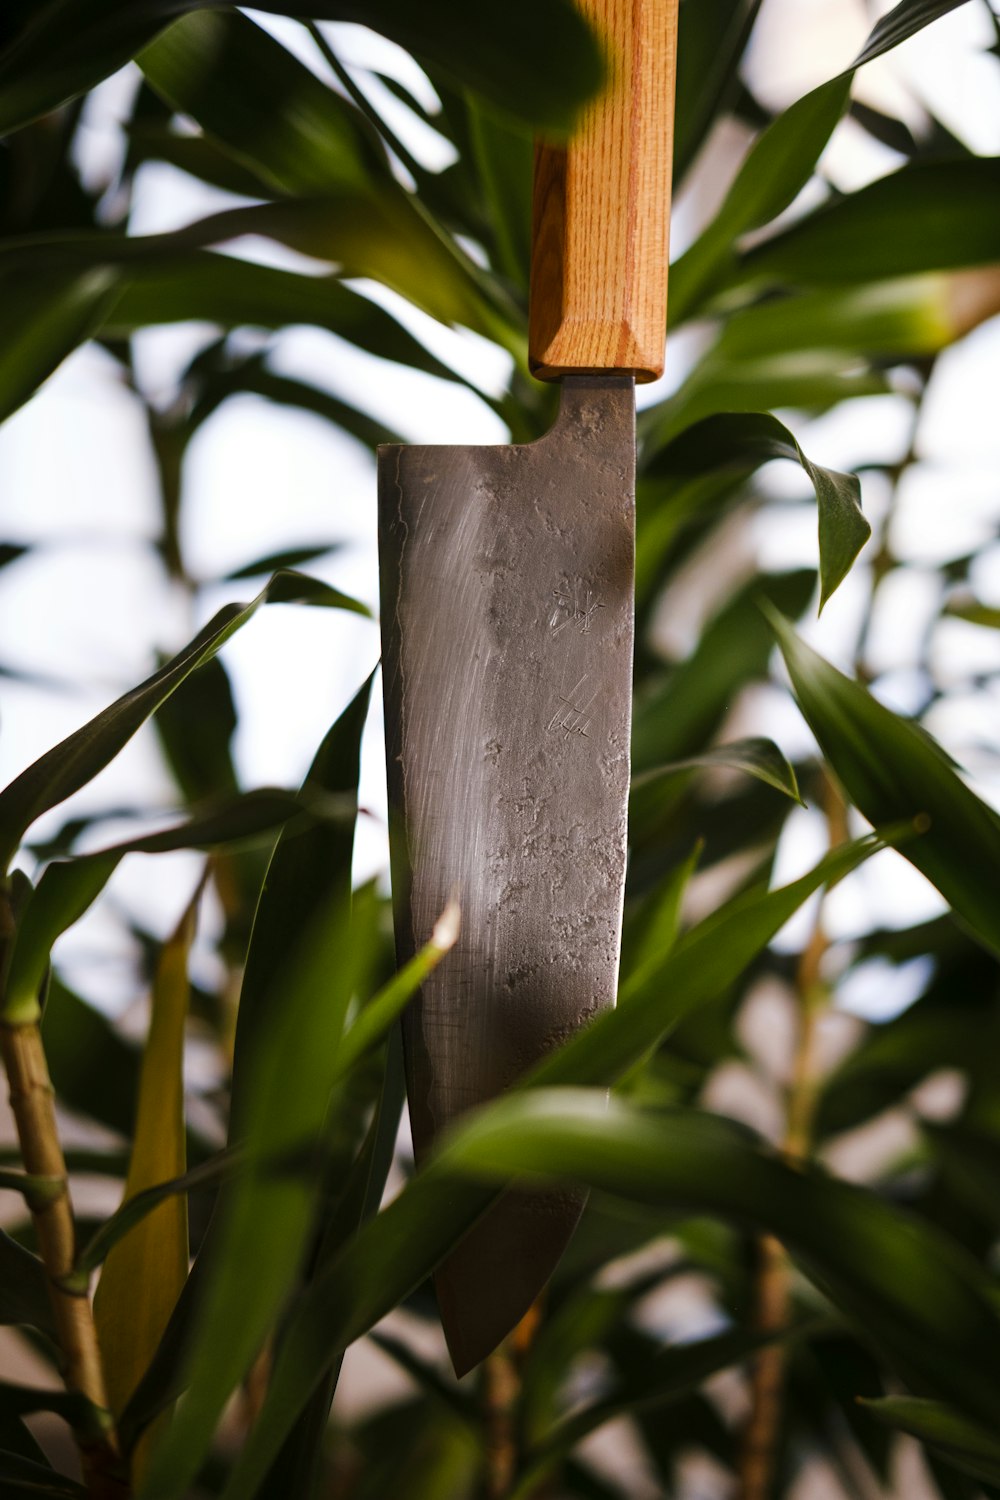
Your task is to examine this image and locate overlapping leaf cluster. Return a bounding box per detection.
[0,1,999,1497]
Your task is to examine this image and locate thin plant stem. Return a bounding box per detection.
[482,1345,520,1500]
[741,371,926,1495]
[738,777,844,1500]
[480,1299,544,1499]
[0,891,125,1497]
[739,1233,790,1500]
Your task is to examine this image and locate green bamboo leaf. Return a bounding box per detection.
[228,676,373,1124]
[138,12,518,340]
[631,569,816,772]
[643,356,890,449]
[369,1330,476,1426]
[114,789,354,854]
[771,611,1000,957]
[41,980,139,1147]
[152,656,238,806]
[193,367,404,453]
[622,841,702,982]
[0,1231,54,1333]
[543,833,882,1088]
[719,75,852,243]
[0,570,365,873]
[3,855,117,1027]
[0,1382,110,1444]
[815,977,985,1139]
[0,0,601,140]
[945,596,1000,630]
[3,787,333,1026]
[0,267,119,424]
[673,0,762,184]
[154,196,518,344]
[0,1408,51,1477]
[223,546,340,583]
[669,0,977,322]
[646,411,869,608]
[465,94,534,291]
[513,1325,788,1498]
[321,0,603,135]
[0,13,523,347]
[702,272,1000,367]
[76,1151,238,1285]
[0,240,494,418]
[0,1169,63,1211]
[124,120,276,199]
[250,571,367,611]
[141,679,372,1500]
[254,1027,407,1497]
[863,1397,1000,1486]
[632,737,802,805]
[669,76,851,321]
[445,1092,1000,1428]
[0,1451,84,1498]
[104,255,474,389]
[852,0,976,69]
[214,836,882,1499]
[138,12,383,198]
[332,901,460,1080]
[742,159,1000,290]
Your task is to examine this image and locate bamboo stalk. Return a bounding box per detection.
[482,1344,520,1500]
[740,1233,790,1500]
[738,780,844,1500]
[480,1299,544,1499]
[0,888,125,1496]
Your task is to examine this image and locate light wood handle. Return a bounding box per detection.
[529,0,678,383]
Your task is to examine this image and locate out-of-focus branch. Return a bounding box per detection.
[481,1300,544,1499]
[738,778,844,1500]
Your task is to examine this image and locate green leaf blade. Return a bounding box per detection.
[215,835,882,1495]
[646,411,869,607]
[0,0,601,140]
[862,1396,1000,1486]
[141,679,372,1500]
[632,737,802,805]
[0,571,364,872]
[444,1091,1000,1428]
[771,612,1000,955]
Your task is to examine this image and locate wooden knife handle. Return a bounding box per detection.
[529,0,679,383]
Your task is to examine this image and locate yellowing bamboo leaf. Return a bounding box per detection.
[94,875,203,1471]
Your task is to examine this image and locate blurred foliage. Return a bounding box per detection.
[0,1,999,1497]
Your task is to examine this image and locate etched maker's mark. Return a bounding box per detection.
[550,580,605,637]
[548,676,598,739]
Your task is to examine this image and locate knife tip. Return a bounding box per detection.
[434,1186,587,1377]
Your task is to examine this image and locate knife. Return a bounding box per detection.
[378,0,678,1376]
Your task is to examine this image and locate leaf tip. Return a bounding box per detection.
[432,897,461,953]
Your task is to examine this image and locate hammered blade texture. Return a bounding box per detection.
[378,376,635,1372]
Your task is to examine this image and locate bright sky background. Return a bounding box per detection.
[1,0,999,1024]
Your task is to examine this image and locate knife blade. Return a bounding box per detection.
[378,0,678,1377]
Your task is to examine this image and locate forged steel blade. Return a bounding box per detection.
[378,375,634,1375]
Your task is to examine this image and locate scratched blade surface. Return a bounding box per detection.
[378,376,634,1375]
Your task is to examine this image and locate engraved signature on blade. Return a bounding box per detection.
[548,675,598,739]
[549,581,605,636]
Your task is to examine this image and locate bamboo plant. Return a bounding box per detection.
[1,1,1000,1496]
